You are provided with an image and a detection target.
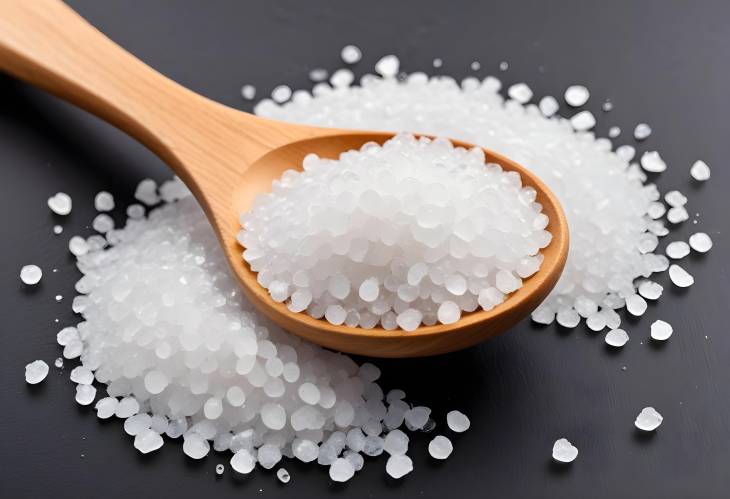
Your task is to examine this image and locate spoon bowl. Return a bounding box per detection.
[0,0,569,357]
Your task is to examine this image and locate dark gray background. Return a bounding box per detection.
[1,1,728,498]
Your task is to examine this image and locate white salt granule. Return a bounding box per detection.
[539,96,559,117]
[230,450,255,473]
[428,436,453,460]
[605,329,629,347]
[665,190,687,207]
[95,397,118,419]
[470,61,481,71]
[308,68,329,82]
[666,241,690,259]
[330,69,354,88]
[340,45,362,64]
[277,468,291,483]
[53,225,63,235]
[634,123,652,140]
[215,464,225,476]
[625,294,647,316]
[688,232,712,253]
[134,179,159,206]
[92,214,114,233]
[115,397,140,418]
[55,295,63,302]
[375,55,399,77]
[329,458,355,482]
[564,85,589,107]
[446,410,470,432]
[241,84,256,100]
[48,192,72,215]
[70,366,93,384]
[25,360,49,384]
[552,438,578,463]
[54,357,64,368]
[20,264,42,285]
[640,151,667,173]
[134,429,164,454]
[602,100,613,112]
[386,454,413,479]
[667,206,689,224]
[637,281,663,300]
[383,429,409,455]
[616,144,635,161]
[75,384,96,405]
[271,85,292,103]
[650,320,673,341]
[608,126,621,138]
[184,433,211,460]
[94,191,115,211]
[569,110,595,131]
[669,264,694,287]
[432,58,442,68]
[240,134,548,330]
[635,407,663,431]
[68,236,89,256]
[690,160,711,181]
[508,82,533,103]
[499,61,509,71]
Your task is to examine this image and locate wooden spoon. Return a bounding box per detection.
[0,0,568,357]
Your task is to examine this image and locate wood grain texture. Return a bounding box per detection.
[0,0,568,357]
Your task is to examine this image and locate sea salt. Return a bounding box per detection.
[635,407,663,431]
[625,294,647,316]
[564,85,589,107]
[134,429,164,454]
[329,458,355,482]
[134,179,159,206]
[605,329,629,347]
[48,192,72,215]
[552,438,578,463]
[94,191,115,211]
[386,454,413,479]
[570,110,595,131]
[608,126,621,138]
[53,225,63,235]
[432,58,442,68]
[669,264,694,287]
[271,85,292,103]
[75,384,96,405]
[508,83,533,103]
[470,61,481,71]
[539,96,559,117]
[241,84,256,100]
[666,241,690,259]
[446,410,470,432]
[20,265,42,285]
[688,232,712,253]
[428,435,453,460]
[25,360,49,384]
[690,160,710,181]
[276,468,291,483]
[375,55,399,77]
[640,151,667,173]
[95,397,118,419]
[638,281,663,300]
[650,320,673,341]
[92,214,114,233]
[308,68,328,82]
[634,123,652,140]
[340,45,362,64]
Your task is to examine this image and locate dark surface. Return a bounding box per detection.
[1,1,729,498]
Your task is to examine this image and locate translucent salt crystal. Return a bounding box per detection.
[633,123,652,140]
[95,397,118,419]
[437,301,460,324]
[362,435,384,456]
[635,407,663,431]
[241,84,256,100]
[428,435,453,460]
[405,406,431,430]
[469,61,481,71]
[499,61,509,71]
[53,225,63,235]
[271,85,292,103]
[667,206,689,224]
[20,265,42,285]
[261,403,286,430]
[396,309,422,331]
[277,468,291,483]
[432,58,443,68]
[531,306,555,325]
[539,96,559,117]
[215,464,225,476]
[75,384,96,405]
[446,410,470,433]
[552,438,578,463]
[375,55,399,77]
[495,270,521,294]
[134,429,163,454]
[665,190,687,207]
[47,192,72,215]
[666,241,690,259]
[690,160,710,181]
[605,328,629,347]
[203,397,223,420]
[94,191,115,211]
[124,414,151,436]
[638,281,663,300]
[144,370,169,394]
[258,444,282,469]
[650,320,673,341]
[586,312,606,332]
[329,458,355,482]
[340,45,362,64]
[115,396,140,418]
[183,433,210,460]
[134,179,159,206]
[127,204,145,219]
[564,85,589,107]
[308,68,328,82]
[608,126,621,138]
[293,439,319,462]
[386,454,413,479]
[92,214,114,233]
[508,83,533,103]
[68,236,89,257]
[325,305,347,325]
[230,449,255,473]
[625,294,647,316]
[640,151,667,173]
[344,450,364,471]
[689,232,712,253]
[669,264,694,288]
[556,308,580,328]
[55,295,63,302]
[24,360,49,384]
[570,110,595,131]
[330,69,354,88]
[383,429,409,455]
[54,357,63,368]
[358,277,379,302]
[70,366,94,384]
[616,145,635,161]
[298,382,321,405]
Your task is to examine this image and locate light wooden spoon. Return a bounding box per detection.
[0,0,568,357]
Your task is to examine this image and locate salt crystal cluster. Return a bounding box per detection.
[254,67,677,331]
[239,133,550,330]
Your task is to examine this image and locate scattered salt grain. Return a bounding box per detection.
[134,429,164,454]
[134,179,159,206]
[667,206,689,224]
[48,192,72,215]
[638,281,663,300]
[640,151,667,173]
[383,429,409,455]
[70,366,94,384]
[24,360,49,384]
[20,264,42,285]
[539,96,559,117]
[650,320,673,341]
[271,85,292,103]
[569,110,595,131]
[635,407,663,431]
[184,433,211,460]
[508,82,533,103]
[625,294,647,316]
[277,468,291,483]
[375,55,399,77]
[241,84,256,100]
[668,264,694,287]
[470,61,481,71]
[499,61,509,71]
[75,384,96,405]
[690,160,711,181]
[616,145,635,161]
[68,236,89,256]
[552,438,578,463]
[330,68,354,88]
[53,225,63,235]
[340,45,362,64]
[308,68,328,82]
[115,397,140,418]
[404,406,431,430]
[386,454,413,479]
[564,85,589,107]
[92,214,114,233]
[94,191,115,212]
[55,295,63,302]
[608,126,621,138]
[446,410,470,433]
[634,123,652,140]
[605,329,629,347]
[329,458,355,482]
[688,232,712,253]
[54,357,64,368]
[428,435,453,460]
[602,100,614,112]
[230,449,255,472]
[666,241,690,259]
[95,397,118,419]
[215,464,225,476]
[665,190,687,207]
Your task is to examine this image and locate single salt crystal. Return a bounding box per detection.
[635,407,663,431]
[602,99,614,111]
[325,305,346,325]
[470,61,481,71]
[437,301,460,324]
[308,68,328,82]
[55,295,63,302]
[650,320,673,341]
[127,204,145,219]
[293,439,319,462]
[184,433,211,460]
[605,328,629,347]
[330,69,354,88]
[669,264,694,287]
[70,366,94,384]
[115,396,140,418]
[647,202,666,219]
[634,123,652,140]
[92,214,114,233]
[340,45,362,64]
[556,308,580,328]
[230,449,255,472]
[428,435,453,460]
[586,312,606,332]
[95,397,118,419]
[257,444,282,469]
[616,145,635,161]
[48,192,72,215]
[446,410,470,433]
[552,438,578,463]
[666,241,690,259]
[359,362,381,382]
[53,225,63,235]
[625,294,647,316]
[638,281,663,300]
[690,160,711,181]
[271,85,292,103]
[432,58,443,68]
[94,191,115,211]
[507,83,533,103]
[215,464,225,476]
[608,126,621,138]
[375,55,400,77]
[664,190,687,207]
[383,429,409,455]
[134,429,163,454]
[386,454,413,479]
[358,278,379,302]
[277,468,291,483]
[20,265,42,285]
[68,236,89,256]
[539,96,559,117]
[75,384,96,405]
[667,206,689,224]
[499,61,509,71]
[495,270,521,294]
[564,85,589,107]
[531,306,555,325]
[24,360,49,384]
[241,84,256,100]
[329,458,355,482]
[134,179,159,206]
[56,326,78,346]
[640,151,667,173]
[396,309,423,332]
[569,110,595,131]
[688,232,712,253]
[54,357,63,368]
